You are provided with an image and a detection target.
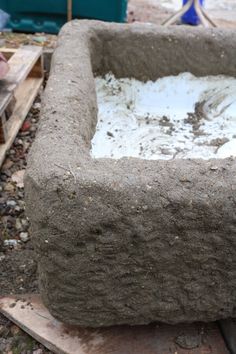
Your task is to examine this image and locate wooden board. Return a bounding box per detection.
[0,48,17,60]
[0,295,229,354]
[0,47,54,74]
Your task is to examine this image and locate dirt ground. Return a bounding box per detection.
[128,0,236,27]
[0,0,236,352]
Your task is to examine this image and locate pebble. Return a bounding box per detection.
[3,170,11,177]
[0,174,7,182]
[21,219,29,228]
[18,200,25,209]
[6,200,17,208]
[4,239,19,247]
[4,183,15,193]
[17,139,23,146]
[0,253,5,261]
[33,349,43,354]
[2,159,14,170]
[30,126,37,133]
[19,232,29,243]
[10,325,21,336]
[18,191,24,199]
[33,102,41,110]
[15,219,22,230]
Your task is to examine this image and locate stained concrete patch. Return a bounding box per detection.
[25,20,236,327]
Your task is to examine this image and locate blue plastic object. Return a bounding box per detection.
[0,0,128,34]
[0,9,10,30]
[182,0,204,25]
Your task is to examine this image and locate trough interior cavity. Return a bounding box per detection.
[91,73,236,160]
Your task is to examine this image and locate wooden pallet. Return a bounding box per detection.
[0,46,44,167]
[0,295,230,354]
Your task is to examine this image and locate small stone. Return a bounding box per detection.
[0,196,6,204]
[18,191,24,199]
[0,253,5,261]
[19,232,29,243]
[175,333,201,349]
[9,303,16,308]
[2,159,14,170]
[160,148,172,155]
[33,35,46,43]
[30,126,37,133]
[33,349,43,354]
[107,131,114,138]
[3,170,11,177]
[12,170,25,188]
[6,200,17,208]
[4,183,15,193]
[0,174,7,182]
[4,239,19,247]
[0,325,7,336]
[15,205,21,212]
[21,218,29,228]
[20,121,31,132]
[15,218,22,230]
[18,200,25,209]
[23,141,31,151]
[10,324,21,336]
[33,102,41,110]
[17,139,23,146]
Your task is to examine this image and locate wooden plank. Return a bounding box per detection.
[0,96,17,143]
[67,0,73,21]
[0,76,43,167]
[0,112,8,143]
[0,46,43,118]
[0,295,229,354]
[0,48,17,60]
[219,319,236,354]
[0,47,53,74]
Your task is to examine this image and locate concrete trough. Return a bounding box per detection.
[25,20,236,327]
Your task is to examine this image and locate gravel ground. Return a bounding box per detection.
[0,32,57,49]
[0,93,53,353]
[0,96,41,295]
[0,312,50,354]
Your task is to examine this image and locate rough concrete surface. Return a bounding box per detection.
[25,21,236,327]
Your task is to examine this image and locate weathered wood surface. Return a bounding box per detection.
[0,295,229,354]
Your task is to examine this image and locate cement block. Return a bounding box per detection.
[25,20,236,327]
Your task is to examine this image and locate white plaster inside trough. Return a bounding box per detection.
[91,73,236,160]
